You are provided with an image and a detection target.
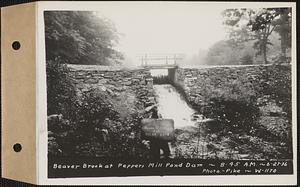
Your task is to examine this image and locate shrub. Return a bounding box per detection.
[73,90,119,130]
[200,81,261,134]
[265,65,292,120]
[46,57,77,118]
[48,88,148,158]
[240,54,253,65]
[46,58,149,157]
[203,98,260,134]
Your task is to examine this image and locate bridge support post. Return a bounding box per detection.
[174,54,177,65]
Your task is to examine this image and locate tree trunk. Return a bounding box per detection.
[263,43,268,64]
[279,9,289,62]
[262,29,268,64]
[280,35,287,61]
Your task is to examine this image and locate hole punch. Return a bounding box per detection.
[12,41,21,50]
[13,143,22,152]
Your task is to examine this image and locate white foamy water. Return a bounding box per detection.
[153,84,197,129]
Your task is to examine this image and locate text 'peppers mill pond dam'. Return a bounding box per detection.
[67,53,292,159]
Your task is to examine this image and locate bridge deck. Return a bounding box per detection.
[142,64,178,69]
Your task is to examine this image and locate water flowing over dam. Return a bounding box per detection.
[153,83,208,158]
[153,84,197,129]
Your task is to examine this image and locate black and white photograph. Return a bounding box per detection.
[43,1,296,181]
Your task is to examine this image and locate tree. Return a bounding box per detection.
[240,54,253,65]
[222,9,255,44]
[272,8,292,62]
[44,11,123,65]
[46,57,77,118]
[205,40,255,65]
[222,8,291,64]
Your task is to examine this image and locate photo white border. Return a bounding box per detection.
[36,1,297,185]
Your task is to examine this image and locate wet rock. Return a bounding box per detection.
[239,154,250,159]
[148,97,156,104]
[98,79,108,84]
[76,74,85,79]
[106,88,114,96]
[100,86,107,92]
[123,81,132,86]
[84,78,98,84]
[180,126,198,133]
[144,104,157,112]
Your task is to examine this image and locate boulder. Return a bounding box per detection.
[98,79,108,84]
[198,118,223,133]
[106,88,114,96]
[123,81,132,86]
[100,86,107,92]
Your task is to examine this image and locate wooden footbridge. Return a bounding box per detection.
[139,53,184,69]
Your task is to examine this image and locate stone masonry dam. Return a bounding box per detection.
[67,64,292,133]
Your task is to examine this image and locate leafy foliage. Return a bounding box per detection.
[206,99,260,133]
[222,8,292,64]
[73,90,119,130]
[205,40,240,65]
[45,11,123,65]
[240,54,253,65]
[265,65,292,120]
[200,82,260,133]
[45,11,151,158]
[205,40,255,65]
[48,88,148,158]
[46,57,77,117]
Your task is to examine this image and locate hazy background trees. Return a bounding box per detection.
[187,8,291,66]
[44,8,291,67]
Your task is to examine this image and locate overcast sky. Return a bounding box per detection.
[95,2,227,64]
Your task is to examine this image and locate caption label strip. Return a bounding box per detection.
[48,157,293,178]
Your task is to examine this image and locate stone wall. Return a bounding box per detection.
[173,64,291,110]
[173,64,292,142]
[68,65,156,112]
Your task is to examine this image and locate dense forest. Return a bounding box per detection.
[45,11,124,116]
[44,11,123,65]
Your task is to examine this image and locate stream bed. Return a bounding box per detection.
[153,84,212,158]
[153,84,197,129]
[153,84,247,159]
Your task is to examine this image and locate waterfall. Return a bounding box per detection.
[153,84,198,129]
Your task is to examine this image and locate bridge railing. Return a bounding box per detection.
[138,53,185,67]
